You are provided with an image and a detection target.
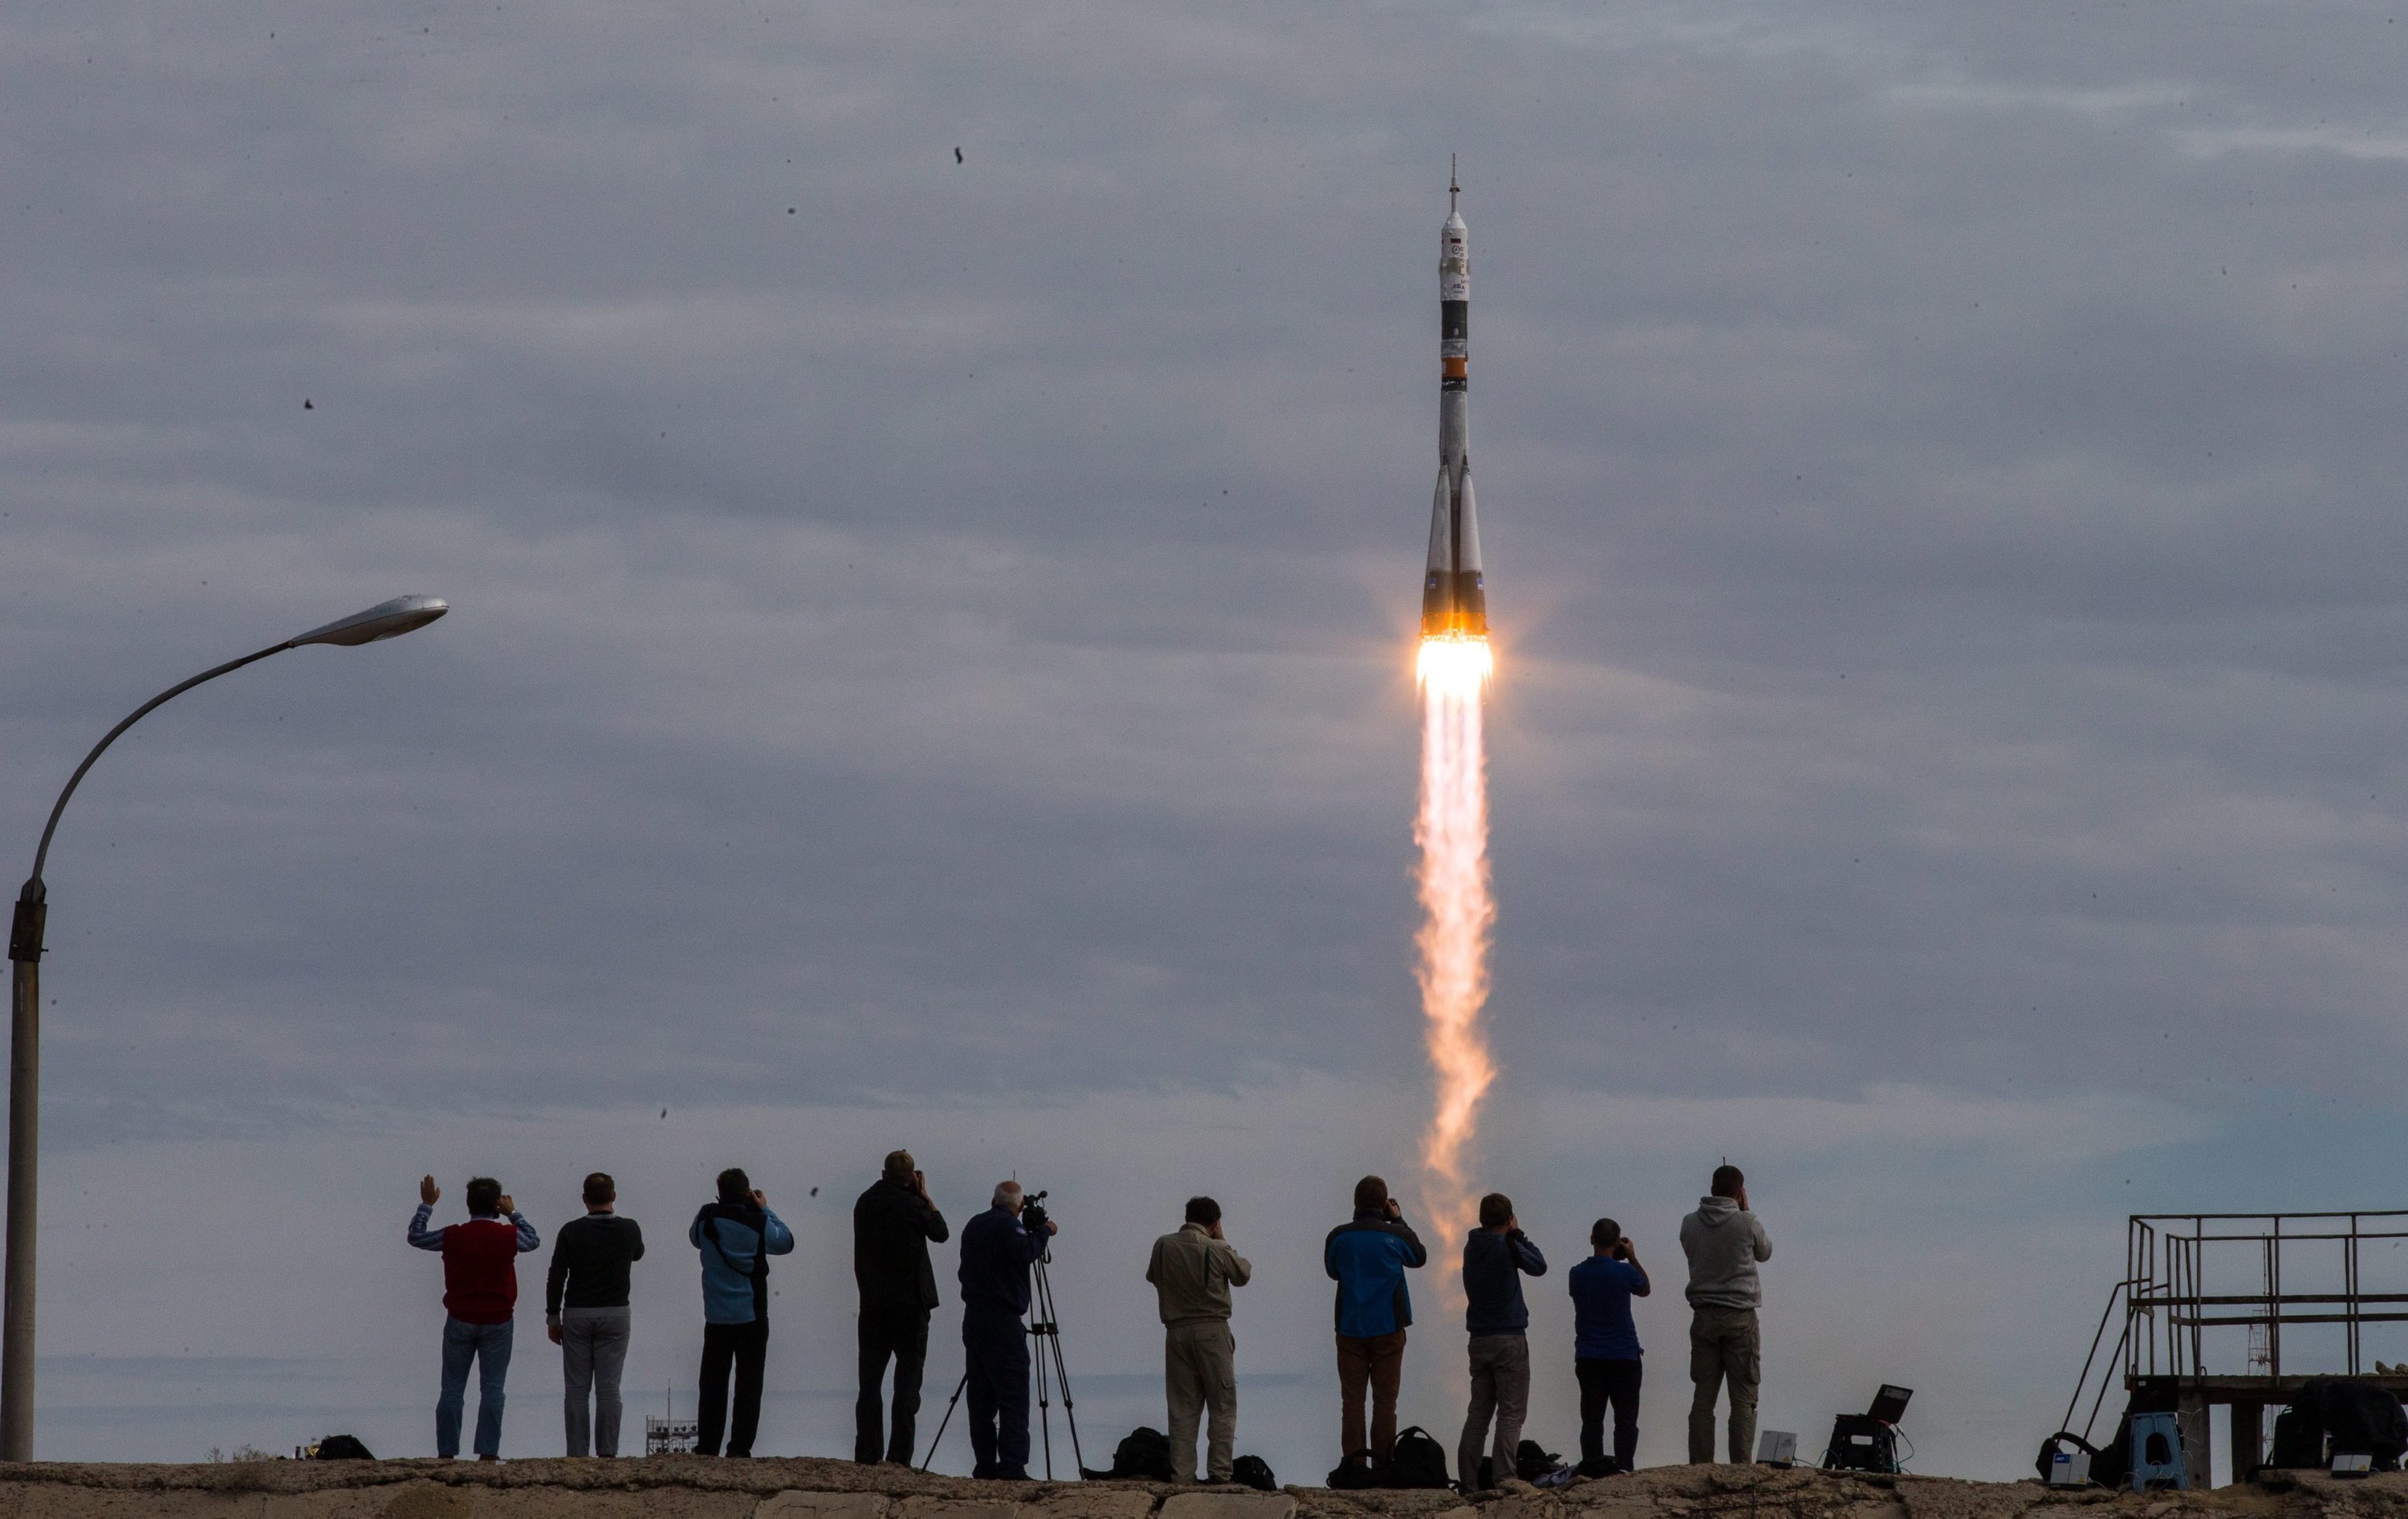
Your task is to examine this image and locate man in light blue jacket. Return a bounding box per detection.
[689,1167,795,1456]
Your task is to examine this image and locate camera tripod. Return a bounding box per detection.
[918,1243,1086,1479]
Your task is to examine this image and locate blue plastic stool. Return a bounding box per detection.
[2129,1411,2187,1489]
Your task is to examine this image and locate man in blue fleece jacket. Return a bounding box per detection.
[1324,1175,1426,1475]
[688,1167,795,1457]
[1458,1191,1547,1488]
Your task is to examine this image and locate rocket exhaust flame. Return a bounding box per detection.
[1416,633,1495,1248]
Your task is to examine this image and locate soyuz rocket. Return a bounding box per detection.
[1422,161,1487,640]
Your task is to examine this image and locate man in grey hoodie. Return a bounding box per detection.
[1678,1165,1771,1464]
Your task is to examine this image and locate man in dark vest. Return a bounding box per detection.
[853,1149,949,1464]
[408,1174,541,1460]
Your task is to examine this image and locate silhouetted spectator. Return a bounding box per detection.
[689,1167,794,1457]
[853,1149,949,1464]
[408,1174,540,1460]
[1569,1217,1649,1473]
[547,1171,645,1457]
[958,1181,1054,1479]
[1458,1191,1545,1488]
[1682,1165,1771,1464]
[1324,1175,1426,1476]
[1148,1195,1251,1482]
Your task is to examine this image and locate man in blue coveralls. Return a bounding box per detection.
[958,1180,1057,1479]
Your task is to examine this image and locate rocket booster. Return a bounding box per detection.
[1422,162,1487,640]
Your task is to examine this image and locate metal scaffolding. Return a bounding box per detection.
[2061,1212,2408,1488]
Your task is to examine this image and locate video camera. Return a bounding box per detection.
[1020,1189,1050,1234]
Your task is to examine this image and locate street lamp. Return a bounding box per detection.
[0,594,448,1461]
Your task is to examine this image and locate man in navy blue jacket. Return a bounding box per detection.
[1568,1218,1649,1475]
[958,1181,1056,1479]
[1458,1192,1547,1488]
[688,1167,795,1457]
[1324,1175,1426,1475]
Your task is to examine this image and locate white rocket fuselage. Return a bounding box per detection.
[1422,177,1486,639]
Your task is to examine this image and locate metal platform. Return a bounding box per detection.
[2060,1212,2408,1488]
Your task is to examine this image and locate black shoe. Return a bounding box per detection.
[995,1468,1031,1481]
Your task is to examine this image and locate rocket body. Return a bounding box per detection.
[1422,174,1487,639]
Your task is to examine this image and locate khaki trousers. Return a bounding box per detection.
[1687,1305,1760,1464]
[1165,1319,1237,1482]
[1336,1329,1406,1464]
[1458,1334,1531,1488]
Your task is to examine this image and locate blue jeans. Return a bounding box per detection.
[438,1316,515,1457]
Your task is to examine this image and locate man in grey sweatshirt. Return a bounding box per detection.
[1678,1165,1771,1464]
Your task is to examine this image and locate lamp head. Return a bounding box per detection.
[290,595,448,648]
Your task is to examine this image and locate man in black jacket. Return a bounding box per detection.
[853,1150,950,1464]
[546,1171,646,1456]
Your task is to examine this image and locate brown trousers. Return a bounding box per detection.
[1336,1330,1407,1464]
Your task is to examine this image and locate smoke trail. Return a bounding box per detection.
[1415,634,1496,1248]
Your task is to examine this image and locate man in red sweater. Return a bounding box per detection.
[410,1174,542,1459]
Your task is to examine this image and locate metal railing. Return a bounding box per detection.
[2125,1212,2408,1383]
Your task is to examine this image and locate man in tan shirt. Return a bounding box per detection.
[1145,1196,1253,1482]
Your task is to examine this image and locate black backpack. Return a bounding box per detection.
[311,1434,374,1460]
[1516,1438,1564,1483]
[2293,1379,2408,1468]
[2329,1382,2406,1468]
[1230,1455,1277,1492]
[1083,1427,1173,1482]
[1326,1452,1379,1489]
[1388,1426,1451,1489]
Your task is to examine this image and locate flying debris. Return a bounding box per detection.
[1422,160,1486,639]
[954,147,964,164]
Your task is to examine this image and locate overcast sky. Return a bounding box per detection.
[6,0,2408,1481]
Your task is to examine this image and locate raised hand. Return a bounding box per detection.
[420,1175,441,1206]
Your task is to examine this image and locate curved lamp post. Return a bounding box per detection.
[0,594,448,1460]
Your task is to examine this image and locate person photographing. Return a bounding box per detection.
[957,1180,1056,1480]
[1147,1196,1251,1484]
[1681,1165,1771,1465]
[1458,1192,1546,1490]
[854,1150,949,1465]
[1324,1175,1426,1478]
[1568,1218,1649,1474]
[689,1168,794,1457]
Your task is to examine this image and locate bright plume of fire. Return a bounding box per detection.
[1415,633,1497,1248]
